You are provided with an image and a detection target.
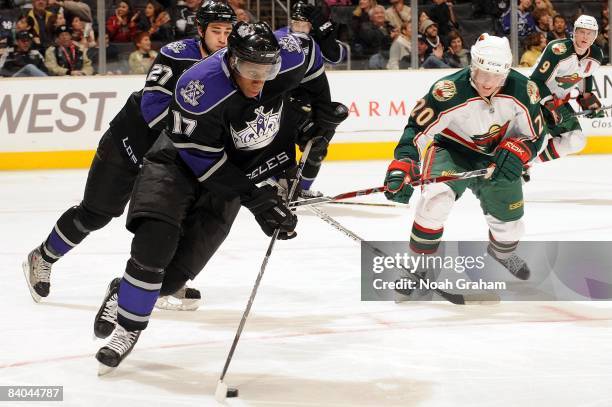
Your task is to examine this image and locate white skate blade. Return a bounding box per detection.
[22,260,42,303]
[154,297,201,311]
[214,380,228,402]
[97,363,116,376]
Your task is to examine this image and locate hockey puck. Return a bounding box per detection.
[226,388,239,398]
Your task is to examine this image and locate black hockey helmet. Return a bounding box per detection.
[196,1,237,32]
[227,21,281,80]
[291,1,315,22]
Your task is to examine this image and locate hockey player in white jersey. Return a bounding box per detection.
[530,15,604,162]
[384,34,546,291]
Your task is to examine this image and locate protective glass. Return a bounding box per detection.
[232,57,281,81]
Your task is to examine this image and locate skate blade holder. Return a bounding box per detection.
[215,380,239,401]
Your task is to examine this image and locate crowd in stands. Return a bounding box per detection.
[0,0,608,77]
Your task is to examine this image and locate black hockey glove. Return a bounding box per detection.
[244,185,297,240]
[297,102,349,152]
[491,138,533,182]
[309,7,335,41]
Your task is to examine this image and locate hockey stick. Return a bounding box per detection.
[571,104,612,117]
[215,140,313,402]
[306,204,500,305]
[290,167,493,209]
[327,201,405,208]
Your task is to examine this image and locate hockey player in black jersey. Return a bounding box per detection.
[95,21,342,373]
[22,2,237,312]
[277,0,349,193]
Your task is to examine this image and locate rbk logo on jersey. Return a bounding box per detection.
[472,121,510,152]
[555,73,582,89]
[230,102,283,150]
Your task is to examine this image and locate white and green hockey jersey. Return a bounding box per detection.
[394,68,547,162]
[529,38,603,101]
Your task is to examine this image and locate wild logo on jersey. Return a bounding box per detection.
[180,80,205,107]
[555,73,582,89]
[472,121,510,152]
[432,80,457,102]
[551,42,567,55]
[231,102,283,151]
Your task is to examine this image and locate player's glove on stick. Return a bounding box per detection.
[297,102,349,153]
[384,158,420,203]
[542,94,570,126]
[578,92,604,118]
[491,138,532,182]
[244,185,297,240]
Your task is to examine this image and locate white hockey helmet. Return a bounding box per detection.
[470,33,513,77]
[574,15,599,34]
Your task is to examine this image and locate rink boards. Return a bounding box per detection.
[2,68,612,170]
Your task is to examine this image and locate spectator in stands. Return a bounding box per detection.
[443,29,469,68]
[533,0,556,18]
[472,0,506,19]
[88,33,121,74]
[137,0,172,42]
[50,0,94,23]
[386,21,410,69]
[15,13,41,50]
[128,31,156,74]
[0,12,14,45]
[533,9,553,34]
[501,0,536,40]
[418,10,430,33]
[106,0,138,43]
[227,0,255,23]
[384,0,410,31]
[0,31,47,76]
[417,33,449,68]
[519,31,545,67]
[44,24,93,75]
[235,8,250,23]
[355,5,396,69]
[429,0,458,40]
[28,0,54,49]
[546,14,568,41]
[70,15,95,48]
[352,0,377,37]
[175,0,203,39]
[421,19,441,59]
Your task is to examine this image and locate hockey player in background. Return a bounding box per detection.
[277,0,349,194]
[94,21,344,373]
[21,2,237,312]
[383,34,546,293]
[530,15,604,163]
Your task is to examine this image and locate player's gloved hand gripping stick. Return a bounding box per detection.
[215,140,314,402]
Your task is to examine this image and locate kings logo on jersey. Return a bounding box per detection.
[472,121,510,153]
[166,41,187,54]
[278,35,301,53]
[180,80,205,107]
[230,102,283,151]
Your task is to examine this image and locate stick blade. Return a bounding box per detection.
[215,380,228,402]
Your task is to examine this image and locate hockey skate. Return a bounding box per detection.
[96,325,141,375]
[154,285,202,311]
[94,278,120,339]
[299,188,323,199]
[22,246,53,302]
[394,269,430,303]
[487,245,531,280]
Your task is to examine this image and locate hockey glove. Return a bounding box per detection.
[244,185,297,240]
[578,92,604,119]
[542,94,570,126]
[297,102,349,152]
[491,138,533,182]
[383,158,420,204]
[309,7,335,41]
